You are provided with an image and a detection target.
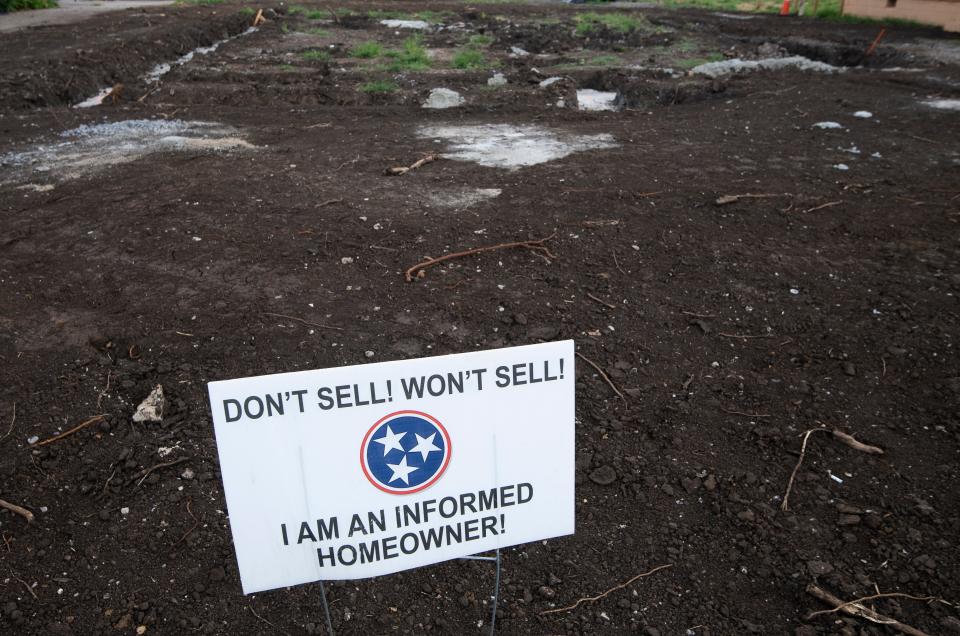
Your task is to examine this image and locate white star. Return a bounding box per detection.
[410,432,441,462]
[385,455,418,485]
[372,425,406,456]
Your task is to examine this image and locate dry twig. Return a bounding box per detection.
[575,352,625,401]
[386,154,437,176]
[802,201,841,213]
[720,406,771,418]
[404,234,556,282]
[251,8,266,26]
[133,457,190,488]
[263,312,343,332]
[807,589,946,620]
[719,333,776,340]
[781,427,884,511]
[781,427,829,511]
[33,415,105,448]
[1,402,15,442]
[540,564,672,615]
[0,499,34,523]
[171,497,199,549]
[806,584,931,636]
[10,571,38,600]
[716,193,785,206]
[586,293,616,310]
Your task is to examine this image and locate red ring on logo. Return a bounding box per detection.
[360,410,452,495]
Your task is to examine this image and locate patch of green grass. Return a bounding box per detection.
[359,80,398,94]
[304,28,331,36]
[239,6,255,16]
[676,53,724,69]
[574,12,645,35]
[279,63,296,71]
[468,34,494,47]
[287,5,305,15]
[452,49,486,69]
[1,0,57,8]
[302,49,331,62]
[352,41,383,58]
[383,36,430,71]
[587,54,621,66]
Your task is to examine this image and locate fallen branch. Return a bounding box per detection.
[404,234,556,282]
[386,154,437,176]
[575,352,625,401]
[0,499,34,523]
[540,564,672,615]
[263,312,343,332]
[719,333,776,340]
[716,193,785,206]
[133,457,191,488]
[781,427,884,511]
[586,292,616,310]
[33,415,105,448]
[251,8,266,26]
[806,584,930,636]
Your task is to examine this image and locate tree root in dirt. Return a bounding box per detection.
[0,498,34,523]
[34,414,105,447]
[540,564,672,615]
[386,154,437,176]
[575,352,625,401]
[806,584,939,636]
[404,234,556,282]
[781,427,884,511]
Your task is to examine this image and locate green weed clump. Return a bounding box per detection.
[1,0,57,8]
[383,36,430,71]
[352,41,383,59]
[239,6,255,16]
[174,0,224,5]
[468,34,494,47]
[452,49,486,69]
[302,49,331,62]
[575,12,645,35]
[359,80,398,94]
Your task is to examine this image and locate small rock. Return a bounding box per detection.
[538,585,555,599]
[423,88,464,109]
[589,465,617,486]
[689,319,711,334]
[843,362,856,376]
[703,474,717,491]
[853,110,873,118]
[120,507,130,515]
[340,256,354,265]
[527,325,559,340]
[737,510,755,522]
[887,346,907,356]
[681,477,701,493]
[838,514,861,526]
[132,385,165,423]
[364,350,375,358]
[181,468,195,480]
[487,72,507,87]
[27,435,39,445]
[806,560,834,576]
[136,626,147,635]
[510,46,529,57]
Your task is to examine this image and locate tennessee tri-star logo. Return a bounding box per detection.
[360,411,452,494]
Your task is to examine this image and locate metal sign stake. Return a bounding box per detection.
[317,548,502,636]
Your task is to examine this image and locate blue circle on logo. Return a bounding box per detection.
[361,412,450,494]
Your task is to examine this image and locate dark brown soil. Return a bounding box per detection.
[1,2,960,636]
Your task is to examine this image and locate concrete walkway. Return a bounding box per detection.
[0,0,172,33]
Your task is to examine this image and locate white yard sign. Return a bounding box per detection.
[208,340,575,594]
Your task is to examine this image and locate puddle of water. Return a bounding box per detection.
[0,119,252,184]
[924,99,960,111]
[76,27,259,107]
[692,56,840,78]
[577,89,618,112]
[428,188,502,209]
[381,19,429,29]
[417,124,617,170]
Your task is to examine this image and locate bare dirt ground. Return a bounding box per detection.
[1,1,960,634]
